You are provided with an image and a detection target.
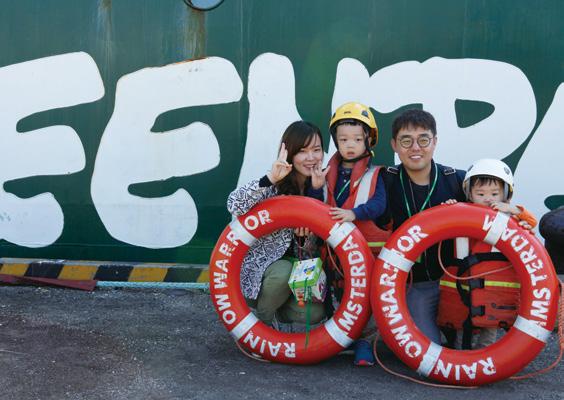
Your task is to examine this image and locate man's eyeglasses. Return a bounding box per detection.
[397,135,434,149]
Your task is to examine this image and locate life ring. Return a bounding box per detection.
[371,203,559,386]
[210,196,373,364]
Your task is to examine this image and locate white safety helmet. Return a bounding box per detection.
[463,159,514,201]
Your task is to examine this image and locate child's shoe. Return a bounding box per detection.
[353,339,375,366]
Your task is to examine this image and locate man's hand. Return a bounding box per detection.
[329,207,356,222]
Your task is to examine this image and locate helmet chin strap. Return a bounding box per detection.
[333,132,374,163]
[341,149,373,163]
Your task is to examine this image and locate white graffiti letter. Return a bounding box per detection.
[514,83,564,222]
[332,57,536,168]
[91,57,243,248]
[0,52,104,247]
[236,53,303,187]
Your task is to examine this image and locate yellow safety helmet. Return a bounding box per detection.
[329,102,378,147]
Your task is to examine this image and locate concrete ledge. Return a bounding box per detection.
[0,258,209,283]
[0,257,561,287]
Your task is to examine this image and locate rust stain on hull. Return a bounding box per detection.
[183,7,206,59]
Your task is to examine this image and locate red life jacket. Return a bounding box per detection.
[437,238,520,332]
[324,153,390,256]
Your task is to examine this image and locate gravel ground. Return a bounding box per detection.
[0,285,562,400]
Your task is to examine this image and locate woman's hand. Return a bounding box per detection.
[267,143,292,184]
[294,227,311,237]
[329,207,356,222]
[311,163,330,190]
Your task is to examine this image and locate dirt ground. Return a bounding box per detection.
[0,285,562,400]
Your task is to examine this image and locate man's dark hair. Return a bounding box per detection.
[391,109,436,139]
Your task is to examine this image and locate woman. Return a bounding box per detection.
[227,120,328,327]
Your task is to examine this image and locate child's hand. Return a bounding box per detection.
[267,143,292,184]
[329,207,356,222]
[490,201,509,213]
[311,163,330,190]
[518,220,534,231]
[490,201,518,215]
[442,199,458,205]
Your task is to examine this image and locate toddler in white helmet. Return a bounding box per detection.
[444,158,537,348]
[460,158,536,230]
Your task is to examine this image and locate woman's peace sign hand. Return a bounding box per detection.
[311,162,330,190]
[267,143,292,184]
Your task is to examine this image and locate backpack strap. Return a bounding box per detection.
[442,165,465,200]
[379,166,398,194]
[376,166,399,228]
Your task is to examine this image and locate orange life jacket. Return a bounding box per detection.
[437,238,520,333]
[324,153,390,257]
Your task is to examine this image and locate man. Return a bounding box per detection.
[378,109,466,344]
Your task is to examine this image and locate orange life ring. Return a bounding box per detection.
[210,196,373,364]
[371,203,559,385]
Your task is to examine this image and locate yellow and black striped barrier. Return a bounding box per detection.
[0,258,209,284]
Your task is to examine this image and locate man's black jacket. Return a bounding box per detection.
[377,161,466,282]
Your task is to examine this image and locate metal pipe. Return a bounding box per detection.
[96,281,209,290]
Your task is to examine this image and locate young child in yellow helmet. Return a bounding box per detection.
[442,158,536,349]
[324,102,389,252]
[310,102,389,366]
